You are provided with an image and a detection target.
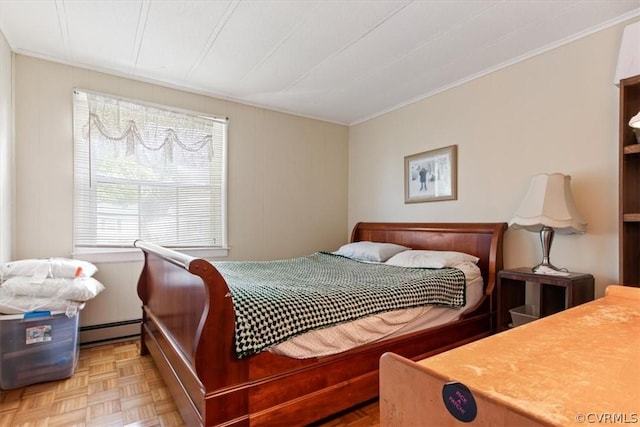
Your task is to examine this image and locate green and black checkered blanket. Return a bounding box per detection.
[214,252,466,358]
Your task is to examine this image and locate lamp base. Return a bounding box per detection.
[532,261,563,273]
[531,226,568,274]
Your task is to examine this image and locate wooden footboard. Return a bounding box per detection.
[135,222,506,426]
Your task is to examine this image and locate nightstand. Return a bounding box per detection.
[497,268,594,331]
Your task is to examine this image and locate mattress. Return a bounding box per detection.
[218,252,467,358]
[270,261,482,358]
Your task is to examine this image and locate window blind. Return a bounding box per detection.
[73,90,227,249]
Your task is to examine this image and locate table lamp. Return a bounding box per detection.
[509,173,587,273]
[630,110,640,142]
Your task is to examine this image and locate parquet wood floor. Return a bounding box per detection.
[0,340,184,427]
[0,340,380,427]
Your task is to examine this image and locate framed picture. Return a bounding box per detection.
[405,145,457,203]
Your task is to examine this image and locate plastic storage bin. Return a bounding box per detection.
[0,311,79,389]
[509,304,539,327]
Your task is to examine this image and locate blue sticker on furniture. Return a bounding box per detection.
[442,382,477,422]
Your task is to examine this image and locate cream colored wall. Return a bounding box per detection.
[0,31,13,265]
[349,19,638,298]
[13,55,348,329]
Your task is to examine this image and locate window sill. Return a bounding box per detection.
[72,247,229,264]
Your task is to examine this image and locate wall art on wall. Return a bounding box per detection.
[405,145,457,203]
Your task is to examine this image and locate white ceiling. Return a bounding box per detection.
[1,1,639,125]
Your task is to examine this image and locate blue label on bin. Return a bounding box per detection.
[442,382,477,422]
[23,311,51,320]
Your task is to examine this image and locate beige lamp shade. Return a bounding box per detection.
[614,21,640,86]
[509,173,587,235]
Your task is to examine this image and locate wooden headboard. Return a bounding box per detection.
[351,222,507,296]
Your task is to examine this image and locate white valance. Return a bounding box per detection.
[81,91,222,166]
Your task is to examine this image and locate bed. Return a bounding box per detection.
[134,221,507,426]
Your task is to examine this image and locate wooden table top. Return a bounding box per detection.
[417,285,640,426]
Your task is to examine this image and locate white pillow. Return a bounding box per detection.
[1,258,97,279]
[333,241,410,262]
[385,250,479,268]
[1,276,105,302]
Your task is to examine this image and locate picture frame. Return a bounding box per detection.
[404,145,457,203]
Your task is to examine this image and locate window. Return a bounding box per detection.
[73,90,227,261]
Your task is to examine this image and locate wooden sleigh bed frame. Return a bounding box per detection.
[135,222,507,426]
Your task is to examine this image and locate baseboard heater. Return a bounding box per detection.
[79,319,141,346]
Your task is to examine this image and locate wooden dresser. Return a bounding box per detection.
[380,285,640,426]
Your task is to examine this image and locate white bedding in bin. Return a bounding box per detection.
[0,258,102,316]
[0,296,85,317]
[269,261,483,359]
